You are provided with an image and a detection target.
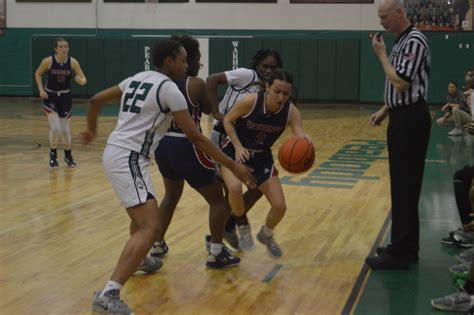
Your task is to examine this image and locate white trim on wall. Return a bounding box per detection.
[7,0,383,30]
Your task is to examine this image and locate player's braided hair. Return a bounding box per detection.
[249,50,283,71]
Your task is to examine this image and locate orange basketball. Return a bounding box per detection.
[278,136,315,173]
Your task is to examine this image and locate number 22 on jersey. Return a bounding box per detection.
[122,80,153,114]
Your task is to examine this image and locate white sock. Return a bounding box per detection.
[210,242,224,256]
[262,225,273,237]
[99,280,123,298]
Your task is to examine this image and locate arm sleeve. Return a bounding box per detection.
[118,77,133,92]
[396,38,427,83]
[158,81,188,112]
[224,68,256,88]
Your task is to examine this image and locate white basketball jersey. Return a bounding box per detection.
[107,70,188,158]
[213,68,260,127]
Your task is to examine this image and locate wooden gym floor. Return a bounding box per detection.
[0,97,471,314]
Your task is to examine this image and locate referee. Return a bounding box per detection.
[366,0,431,270]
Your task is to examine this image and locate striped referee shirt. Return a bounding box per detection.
[384,26,431,108]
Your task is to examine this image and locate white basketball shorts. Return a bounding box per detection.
[102,145,156,209]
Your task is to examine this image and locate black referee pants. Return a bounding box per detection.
[386,102,431,258]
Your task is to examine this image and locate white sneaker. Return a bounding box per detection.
[92,290,132,315]
[238,224,255,251]
[448,128,463,136]
[256,226,283,259]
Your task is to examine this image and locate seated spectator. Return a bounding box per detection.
[432,181,474,314]
[437,81,470,135]
[449,74,474,135]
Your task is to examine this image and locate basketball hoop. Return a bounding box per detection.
[145,0,159,14]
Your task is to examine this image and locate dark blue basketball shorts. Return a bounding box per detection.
[42,91,72,118]
[155,135,217,189]
[221,140,278,187]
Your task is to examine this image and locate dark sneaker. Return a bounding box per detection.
[223,229,240,250]
[256,226,282,259]
[206,248,241,269]
[442,235,462,246]
[92,289,132,315]
[441,229,468,247]
[431,291,472,312]
[50,157,59,167]
[467,305,474,315]
[376,246,419,263]
[150,240,169,258]
[64,157,76,168]
[136,256,163,274]
[365,252,410,270]
[453,231,474,248]
[49,151,59,168]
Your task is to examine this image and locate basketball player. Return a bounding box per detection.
[150,35,239,269]
[35,37,87,168]
[207,49,283,251]
[220,69,310,259]
[80,38,256,315]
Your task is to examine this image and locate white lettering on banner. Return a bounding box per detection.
[144,46,151,70]
[232,41,239,70]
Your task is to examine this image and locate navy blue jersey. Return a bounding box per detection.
[167,77,202,134]
[234,91,291,151]
[46,55,72,92]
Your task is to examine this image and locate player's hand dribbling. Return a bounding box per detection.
[295,133,312,144]
[79,129,96,145]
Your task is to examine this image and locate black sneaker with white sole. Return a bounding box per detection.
[441,235,461,246]
[206,247,240,269]
[49,149,59,168]
[64,157,76,168]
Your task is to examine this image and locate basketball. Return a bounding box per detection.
[278,136,315,173]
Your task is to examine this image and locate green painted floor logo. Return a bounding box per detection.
[281,139,387,189]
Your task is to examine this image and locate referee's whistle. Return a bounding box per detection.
[369,32,382,40]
